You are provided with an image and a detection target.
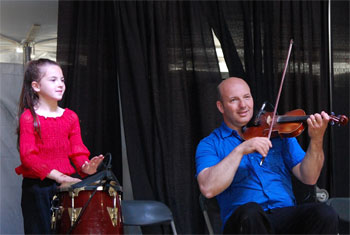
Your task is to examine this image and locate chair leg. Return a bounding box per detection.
[170,221,177,235]
[202,210,214,235]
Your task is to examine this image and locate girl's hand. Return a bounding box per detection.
[81,154,104,175]
[47,169,81,184]
[57,175,82,184]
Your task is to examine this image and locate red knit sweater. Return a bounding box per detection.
[15,108,90,180]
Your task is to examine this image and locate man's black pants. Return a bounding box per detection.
[223,202,339,234]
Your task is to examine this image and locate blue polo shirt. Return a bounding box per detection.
[195,122,305,227]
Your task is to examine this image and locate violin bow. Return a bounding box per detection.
[260,39,294,166]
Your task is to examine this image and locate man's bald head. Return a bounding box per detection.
[217,77,250,102]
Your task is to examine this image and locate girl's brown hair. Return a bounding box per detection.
[17,58,60,147]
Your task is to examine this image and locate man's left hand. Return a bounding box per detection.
[307,111,330,140]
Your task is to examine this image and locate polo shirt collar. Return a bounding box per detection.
[219,122,240,138]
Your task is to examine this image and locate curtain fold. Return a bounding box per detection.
[330,0,350,198]
[200,1,245,78]
[114,1,222,233]
[56,1,122,182]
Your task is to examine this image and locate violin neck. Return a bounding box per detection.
[277,115,309,123]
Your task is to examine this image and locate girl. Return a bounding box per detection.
[15,58,104,234]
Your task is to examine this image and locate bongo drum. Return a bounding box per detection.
[52,181,123,234]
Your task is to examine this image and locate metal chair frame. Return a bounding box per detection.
[121,200,177,235]
[199,194,222,235]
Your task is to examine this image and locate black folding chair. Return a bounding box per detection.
[326,197,350,235]
[199,194,222,234]
[121,200,177,235]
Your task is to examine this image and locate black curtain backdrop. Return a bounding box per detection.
[330,0,350,198]
[56,0,349,234]
[114,2,224,233]
[57,1,122,181]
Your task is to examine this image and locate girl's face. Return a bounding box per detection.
[32,65,65,102]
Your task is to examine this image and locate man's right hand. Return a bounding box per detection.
[238,137,272,157]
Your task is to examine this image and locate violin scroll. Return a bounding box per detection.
[329,113,348,126]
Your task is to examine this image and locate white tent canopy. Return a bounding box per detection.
[0,0,58,64]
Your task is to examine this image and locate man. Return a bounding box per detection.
[195,77,338,234]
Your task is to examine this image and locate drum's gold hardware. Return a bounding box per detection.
[51,211,56,230]
[119,195,122,223]
[69,191,80,226]
[51,195,64,230]
[69,188,83,197]
[108,186,117,197]
[59,206,64,216]
[97,186,104,191]
[107,189,119,226]
[107,207,119,227]
[51,205,64,230]
[68,207,82,226]
[71,191,75,226]
[51,195,58,230]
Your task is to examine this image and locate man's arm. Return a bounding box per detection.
[197,137,272,198]
[292,111,330,185]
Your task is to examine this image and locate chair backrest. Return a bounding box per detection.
[326,197,350,222]
[199,194,222,234]
[121,200,177,234]
[326,197,350,235]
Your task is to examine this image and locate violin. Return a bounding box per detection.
[242,109,348,140]
[254,39,348,165]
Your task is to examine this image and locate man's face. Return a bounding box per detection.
[217,78,254,131]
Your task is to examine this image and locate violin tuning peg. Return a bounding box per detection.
[331,112,335,115]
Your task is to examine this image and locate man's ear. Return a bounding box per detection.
[31,81,40,92]
[216,100,224,114]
